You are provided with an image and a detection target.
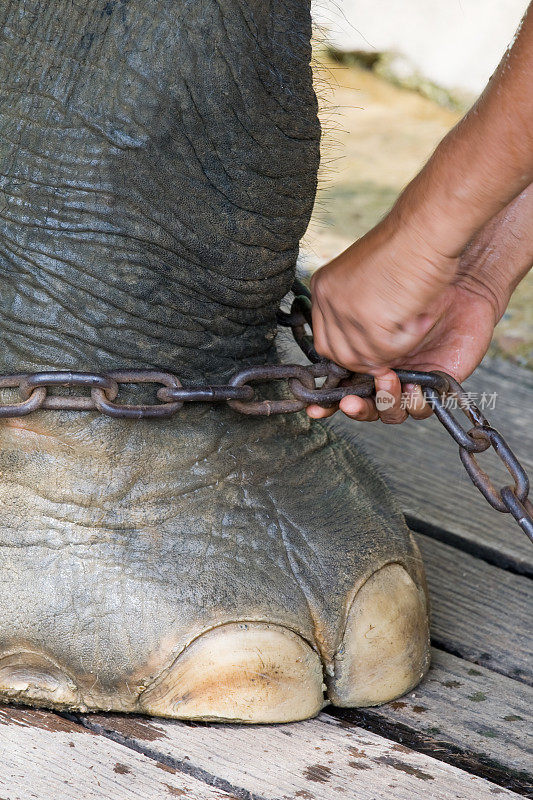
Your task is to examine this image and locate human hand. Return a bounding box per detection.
[307,210,460,423]
[308,276,497,425]
[307,188,532,423]
[309,213,459,377]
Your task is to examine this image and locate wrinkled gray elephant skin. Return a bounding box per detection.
[0,0,429,722]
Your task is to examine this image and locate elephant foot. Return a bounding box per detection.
[0,408,429,722]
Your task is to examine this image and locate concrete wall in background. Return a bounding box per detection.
[312,0,528,96]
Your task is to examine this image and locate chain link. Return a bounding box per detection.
[0,278,530,541]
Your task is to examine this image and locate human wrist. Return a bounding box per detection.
[457,184,533,322]
[464,251,530,325]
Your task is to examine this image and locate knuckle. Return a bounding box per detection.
[313,335,331,359]
[310,270,327,301]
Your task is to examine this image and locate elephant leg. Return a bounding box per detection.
[0,0,429,721]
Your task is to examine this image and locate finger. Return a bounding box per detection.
[306,403,338,419]
[374,371,408,424]
[323,327,376,374]
[311,306,353,367]
[339,394,379,422]
[404,383,433,420]
[311,302,376,373]
[310,304,331,360]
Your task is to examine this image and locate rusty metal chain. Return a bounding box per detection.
[0,279,530,541]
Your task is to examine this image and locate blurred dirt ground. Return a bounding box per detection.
[304,54,533,369]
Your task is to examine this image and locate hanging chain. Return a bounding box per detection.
[0,278,530,541]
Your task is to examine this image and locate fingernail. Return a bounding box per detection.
[340,396,361,415]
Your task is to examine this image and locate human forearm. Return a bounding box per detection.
[393,1,533,258]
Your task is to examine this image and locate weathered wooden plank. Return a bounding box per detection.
[327,357,533,575]
[81,710,521,800]
[329,646,533,791]
[0,704,238,800]
[416,533,532,683]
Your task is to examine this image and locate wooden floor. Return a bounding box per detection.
[2,357,532,799]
